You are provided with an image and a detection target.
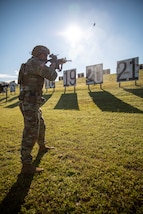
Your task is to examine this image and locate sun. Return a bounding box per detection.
[62,24,84,44]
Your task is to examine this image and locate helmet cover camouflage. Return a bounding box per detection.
[32,45,50,57]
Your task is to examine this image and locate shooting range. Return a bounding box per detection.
[1,56,142,101]
[42,56,142,93]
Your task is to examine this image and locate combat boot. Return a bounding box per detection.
[21,164,44,174]
[39,145,55,153]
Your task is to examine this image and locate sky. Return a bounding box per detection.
[0,0,143,82]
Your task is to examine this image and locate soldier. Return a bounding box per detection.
[18,45,58,174]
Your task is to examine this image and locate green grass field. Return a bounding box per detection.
[0,71,143,214]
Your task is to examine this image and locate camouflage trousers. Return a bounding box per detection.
[19,102,46,164]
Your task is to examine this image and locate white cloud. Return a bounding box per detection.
[0,73,17,82]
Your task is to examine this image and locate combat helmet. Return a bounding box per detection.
[32,45,50,57]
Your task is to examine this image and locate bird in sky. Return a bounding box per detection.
[93,23,96,26]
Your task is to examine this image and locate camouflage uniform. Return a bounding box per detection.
[18,51,57,165]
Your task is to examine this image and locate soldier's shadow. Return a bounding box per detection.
[0,151,45,214]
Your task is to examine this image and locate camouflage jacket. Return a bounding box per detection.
[18,56,57,104]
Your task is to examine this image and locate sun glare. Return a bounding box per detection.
[62,25,83,44]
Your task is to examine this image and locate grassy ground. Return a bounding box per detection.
[0,71,143,214]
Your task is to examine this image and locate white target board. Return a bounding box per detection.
[9,81,16,92]
[86,64,103,85]
[45,79,55,89]
[63,69,76,86]
[117,57,139,82]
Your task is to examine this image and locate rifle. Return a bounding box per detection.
[47,54,72,71]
